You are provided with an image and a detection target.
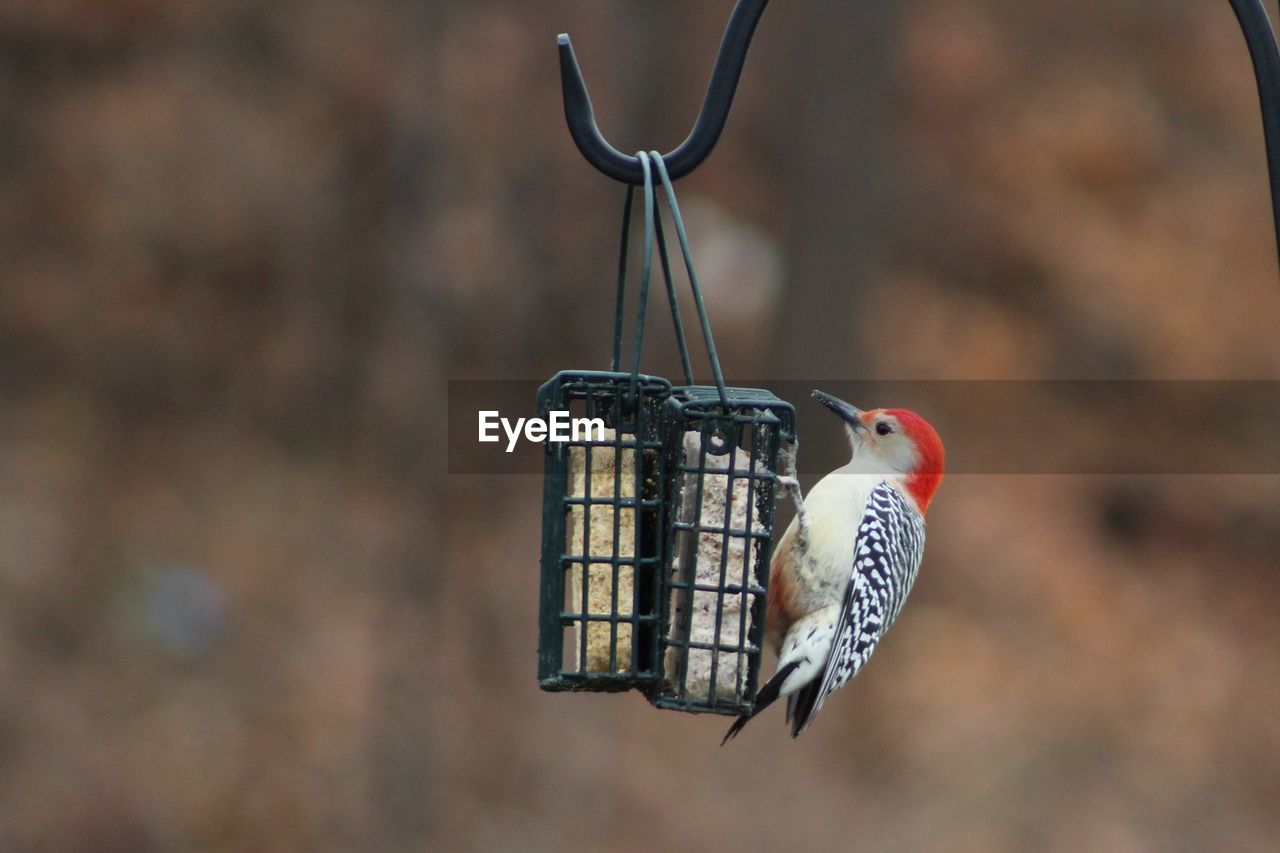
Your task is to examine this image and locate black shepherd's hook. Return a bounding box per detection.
[559,2,1280,266]
[1232,0,1280,271]
[557,0,773,185]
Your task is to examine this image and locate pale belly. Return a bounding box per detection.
[788,473,882,613]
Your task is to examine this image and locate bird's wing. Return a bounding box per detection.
[790,482,926,736]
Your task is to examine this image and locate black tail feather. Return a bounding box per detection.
[720,661,801,746]
[788,680,821,737]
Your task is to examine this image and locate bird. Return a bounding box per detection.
[722,390,944,742]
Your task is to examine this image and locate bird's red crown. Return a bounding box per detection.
[883,408,945,513]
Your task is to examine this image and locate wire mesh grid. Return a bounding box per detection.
[537,371,672,691]
[655,386,795,715]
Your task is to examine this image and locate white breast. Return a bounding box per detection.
[791,472,885,603]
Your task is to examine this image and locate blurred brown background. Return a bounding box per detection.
[2,0,1280,850]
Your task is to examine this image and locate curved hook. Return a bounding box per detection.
[1230,0,1280,274]
[558,0,773,185]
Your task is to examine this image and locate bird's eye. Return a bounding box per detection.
[875,422,893,436]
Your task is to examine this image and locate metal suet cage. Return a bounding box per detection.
[656,386,794,713]
[536,370,671,691]
[536,148,796,715]
[536,375,794,714]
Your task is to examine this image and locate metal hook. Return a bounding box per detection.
[557,0,773,185]
[1231,0,1280,273]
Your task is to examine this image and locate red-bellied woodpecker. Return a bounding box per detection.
[723,390,945,742]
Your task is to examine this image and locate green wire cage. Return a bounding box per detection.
[536,151,796,716]
[536,373,794,715]
[654,386,794,713]
[536,370,672,693]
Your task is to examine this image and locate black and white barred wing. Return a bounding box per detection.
[794,482,926,734]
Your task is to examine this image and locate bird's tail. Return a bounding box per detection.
[786,679,822,737]
[720,660,800,746]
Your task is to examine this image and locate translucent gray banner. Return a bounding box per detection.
[448,379,1280,475]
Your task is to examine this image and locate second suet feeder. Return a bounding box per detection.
[537,370,670,691]
[657,386,794,712]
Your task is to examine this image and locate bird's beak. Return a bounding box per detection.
[812,390,868,432]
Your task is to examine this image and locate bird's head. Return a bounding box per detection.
[812,390,945,513]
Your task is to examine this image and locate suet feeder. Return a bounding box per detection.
[536,1,799,716]
[536,134,796,712]
[655,386,794,713]
[536,370,672,691]
[536,371,794,714]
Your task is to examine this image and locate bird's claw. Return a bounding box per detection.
[780,440,799,474]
